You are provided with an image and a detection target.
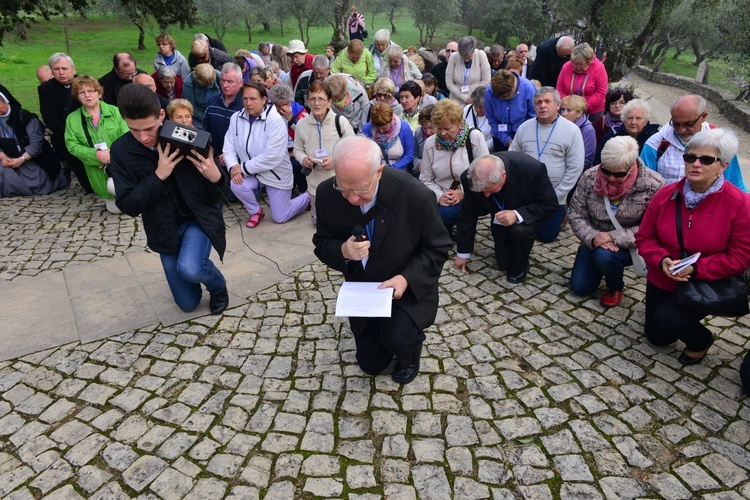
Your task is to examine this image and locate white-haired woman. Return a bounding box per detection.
[569,136,664,308]
[445,36,491,105]
[594,99,661,165]
[378,44,422,88]
[636,129,750,365]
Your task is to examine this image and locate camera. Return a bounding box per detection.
[158,120,212,158]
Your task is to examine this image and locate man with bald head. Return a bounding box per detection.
[99,52,146,105]
[641,94,746,190]
[313,136,451,385]
[133,73,169,112]
[528,35,574,87]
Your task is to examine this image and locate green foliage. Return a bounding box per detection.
[409,0,459,46]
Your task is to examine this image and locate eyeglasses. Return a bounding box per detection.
[670,116,703,129]
[445,49,456,53]
[600,166,633,178]
[308,97,328,103]
[333,175,376,195]
[683,153,721,165]
[116,69,137,78]
[78,89,98,96]
[374,93,391,99]
[610,99,627,107]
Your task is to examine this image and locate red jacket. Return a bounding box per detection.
[290,53,315,89]
[635,179,750,291]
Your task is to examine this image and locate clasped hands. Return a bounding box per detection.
[341,235,407,299]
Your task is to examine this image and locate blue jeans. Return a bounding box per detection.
[160,221,226,312]
[439,202,462,235]
[570,245,632,296]
[536,204,565,243]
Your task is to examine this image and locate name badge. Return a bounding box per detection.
[287,138,295,149]
[94,142,108,151]
[461,85,469,94]
[497,124,508,132]
[315,148,328,158]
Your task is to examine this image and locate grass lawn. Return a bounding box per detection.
[647,48,744,95]
[0,13,474,116]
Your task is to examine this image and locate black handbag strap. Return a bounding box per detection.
[81,111,95,149]
[674,193,688,258]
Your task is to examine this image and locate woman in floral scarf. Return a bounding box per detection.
[361,102,414,171]
[419,99,489,234]
[568,136,664,308]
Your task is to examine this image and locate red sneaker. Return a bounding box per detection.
[601,289,623,308]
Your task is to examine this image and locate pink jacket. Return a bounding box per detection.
[635,179,750,291]
[556,56,608,115]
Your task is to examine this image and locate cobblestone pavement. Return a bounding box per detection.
[3,76,750,499]
[2,190,750,498]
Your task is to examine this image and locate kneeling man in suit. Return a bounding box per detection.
[313,136,452,384]
[455,152,558,283]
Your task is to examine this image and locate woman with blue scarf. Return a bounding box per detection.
[419,99,489,234]
[362,102,414,171]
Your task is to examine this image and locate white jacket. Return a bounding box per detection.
[223,104,293,190]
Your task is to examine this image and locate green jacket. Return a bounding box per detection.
[331,50,377,86]
[65,101,129,170]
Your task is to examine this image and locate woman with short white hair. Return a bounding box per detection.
[378,44,422,88]
[569,136,664,308]
[594,99,661,165]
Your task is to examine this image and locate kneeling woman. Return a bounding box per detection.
[568,136,664,308]
[0,92,68,197]
[224,82,309,228]
[636,129,750,365]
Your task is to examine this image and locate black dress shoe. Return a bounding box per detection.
[209,286,229,314]
[392,361,420,385]
[507,267,528,284]
[392,346,421,385]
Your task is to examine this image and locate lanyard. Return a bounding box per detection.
[569,73,590,97]
[315,119,323,150]
[365,219,374,241]
[535,118,558,159]
[463,67,470,85]
[492,193,505,211]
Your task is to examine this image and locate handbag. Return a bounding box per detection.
[673,194,749,316]
[602,195,647,276]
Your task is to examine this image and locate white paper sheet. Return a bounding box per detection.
[335,282,394,317]
[669,252,701,275]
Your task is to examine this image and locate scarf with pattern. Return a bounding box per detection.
[435,121,470,151]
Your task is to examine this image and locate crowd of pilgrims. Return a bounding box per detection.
[3,20,750,382]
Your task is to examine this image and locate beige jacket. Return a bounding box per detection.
[446,49,491,104]
[293,110,355,195]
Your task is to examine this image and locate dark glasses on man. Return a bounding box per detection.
[683,154,721,165]
[600,166,631,178]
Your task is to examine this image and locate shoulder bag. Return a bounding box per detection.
[673,193,749,316]
[602,195,648,276]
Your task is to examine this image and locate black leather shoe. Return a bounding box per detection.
[392,361,420,385]
[392,347,421,385]
[209,286,229,314]
[507,267,528,284]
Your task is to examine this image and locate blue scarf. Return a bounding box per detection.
[684,174,724,209]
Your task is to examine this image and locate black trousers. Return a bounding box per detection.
[349,305,425,376]
[491,219,537,275]
[51,133,93,193]
[645,281,712,352]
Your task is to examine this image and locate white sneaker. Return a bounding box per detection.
[107,177,116,196]
[104,198,122,214]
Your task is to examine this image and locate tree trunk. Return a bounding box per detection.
[263,21,271,31]
[603,0,680,81]
[13,17,26,41]
[329,0,349,52]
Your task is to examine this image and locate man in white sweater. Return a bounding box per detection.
[510,87,584,242]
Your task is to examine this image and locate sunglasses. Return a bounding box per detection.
[600,166,632,178]
[683,153,721,165]
[374,92,391,99]
[608,87,629,97]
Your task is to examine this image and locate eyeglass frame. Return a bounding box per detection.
[332,174,378,195]
[670,114,705,130]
